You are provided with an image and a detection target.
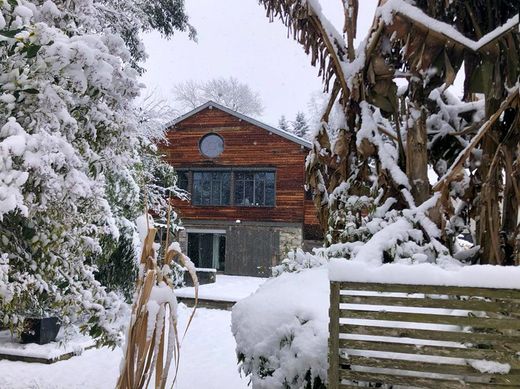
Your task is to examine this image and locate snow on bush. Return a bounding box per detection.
[232,268,329,389]
[272,248,327,276]
[0,0,192,345]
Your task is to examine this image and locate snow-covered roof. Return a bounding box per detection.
[166,101,312,149]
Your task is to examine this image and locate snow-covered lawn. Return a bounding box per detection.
[0,305,249,389]
[176,274,266,302]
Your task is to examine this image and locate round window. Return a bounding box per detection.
[199,133,224,158]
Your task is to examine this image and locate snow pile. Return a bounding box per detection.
[233,256,520,388]
[232,268,329,389]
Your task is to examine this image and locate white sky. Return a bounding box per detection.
[140,0,379,126]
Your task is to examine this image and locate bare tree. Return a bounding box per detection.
[173,77,264,116]
[136,91,180,141]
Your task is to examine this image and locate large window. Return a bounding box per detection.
[177,171,189,191]
[234,171,275,206]
[183,169,275,207]
[193,171,231,205]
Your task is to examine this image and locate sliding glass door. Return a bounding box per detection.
[187,232,226,271]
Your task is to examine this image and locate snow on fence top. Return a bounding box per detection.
[328,259,520,289]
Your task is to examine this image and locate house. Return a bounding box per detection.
[161,101,322,277]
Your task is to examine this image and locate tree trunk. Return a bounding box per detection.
[406,105,430,206]
[477,98,502,265]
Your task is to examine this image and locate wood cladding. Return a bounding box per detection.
[161,107,321,227]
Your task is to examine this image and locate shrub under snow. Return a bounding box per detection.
[232,267,329,389]
[272,248,327,277]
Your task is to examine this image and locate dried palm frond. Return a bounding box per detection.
[117,208,198,389]
[261,0,519,263]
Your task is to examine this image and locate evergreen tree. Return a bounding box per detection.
[291,112,309,138]
[278,115,289,132]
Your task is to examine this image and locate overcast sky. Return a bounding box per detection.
[140,0,378,126]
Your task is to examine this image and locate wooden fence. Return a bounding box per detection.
[328,281,520,388]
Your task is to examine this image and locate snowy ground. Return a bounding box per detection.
[0,305,249,389]
[176,274,265,302]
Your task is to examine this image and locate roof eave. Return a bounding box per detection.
[165,101,312,149]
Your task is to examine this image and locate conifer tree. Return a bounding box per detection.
[291,112,310,138]
[278,115,290,131]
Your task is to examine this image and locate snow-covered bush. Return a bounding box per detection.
[232,268,329,389]
[0,0,192,345]
[272,248,327,276]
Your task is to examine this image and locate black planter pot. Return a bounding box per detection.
[21,317,61,345]
[183,268,216,286]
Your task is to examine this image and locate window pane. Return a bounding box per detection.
[192,171,230,206]
[244,178,253,205]
[234,171,275,206]
[235,179,244,205]
[254,178,265,206]
[202,172,211,204]
[222,173,230,204]
[211,178,220,204]
[265,173,275,206]
[177,171,189,191]
[193,173,202,204]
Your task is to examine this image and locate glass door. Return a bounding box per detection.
[187,232,226,271]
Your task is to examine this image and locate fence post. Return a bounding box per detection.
[328,281,340,389]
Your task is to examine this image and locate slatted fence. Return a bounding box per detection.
[328,281,520,388]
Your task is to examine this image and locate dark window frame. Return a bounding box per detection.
[192,171,231,206]
[175,167,276,208]
[234,171,276,207]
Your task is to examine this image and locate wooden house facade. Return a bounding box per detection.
[161,101,322,277]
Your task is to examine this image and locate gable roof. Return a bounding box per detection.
[166,101,312,149]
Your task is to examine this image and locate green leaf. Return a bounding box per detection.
[25,44,41,58]
[22,88,39,94]
[0,28,24,38]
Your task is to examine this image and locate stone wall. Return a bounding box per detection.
[176,228,188,254]
[277,226,303,259]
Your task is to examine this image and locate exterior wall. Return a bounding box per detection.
[176,220,303,276]
[177,228,188,254]
[278,226,303,258]
[162,107,314,224]
[161,105,322,276]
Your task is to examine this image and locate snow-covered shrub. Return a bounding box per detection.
[272,248,327,277]
[0,0,192,345]
[95,234,138,302]
[232,268,329,389]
